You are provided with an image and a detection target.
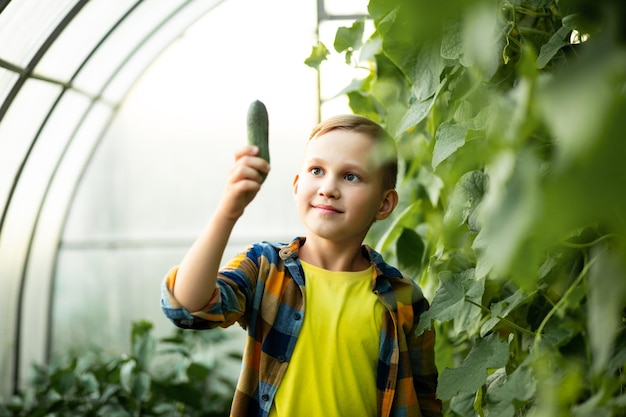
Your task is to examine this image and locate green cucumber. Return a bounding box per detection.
[246,100,270,182]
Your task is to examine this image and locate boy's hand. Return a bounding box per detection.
[217,145,270,220]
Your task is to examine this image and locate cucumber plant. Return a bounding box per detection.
[307,0,626,415]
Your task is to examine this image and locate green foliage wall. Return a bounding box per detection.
[308,0,626,415]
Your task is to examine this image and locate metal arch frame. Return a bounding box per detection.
[4,0,144,394]
[0,0,364,397]
[0,0,91,232]
[316,0,366,22]
[314,0,368,121]
[41,0,226,367]
[0,0,227,395]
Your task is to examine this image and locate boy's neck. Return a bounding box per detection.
[299,236,370,272]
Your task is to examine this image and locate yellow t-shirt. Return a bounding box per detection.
[269,260,384,417]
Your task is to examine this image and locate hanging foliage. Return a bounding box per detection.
[307,0,626,415]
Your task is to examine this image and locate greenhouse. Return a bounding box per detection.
[1,0,625,416]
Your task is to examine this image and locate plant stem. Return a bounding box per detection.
[501,2,554,19]
[562,234,617,249]
[465,298,537,336]
[533,252,596,350]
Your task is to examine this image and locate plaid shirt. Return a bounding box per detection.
[161,237,442,417]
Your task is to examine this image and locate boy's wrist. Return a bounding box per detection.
[214,201,244,223]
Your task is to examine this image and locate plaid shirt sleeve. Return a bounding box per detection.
[160,248,260,330]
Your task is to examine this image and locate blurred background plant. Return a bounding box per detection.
[307,0,626,415]
[0,321,240,417]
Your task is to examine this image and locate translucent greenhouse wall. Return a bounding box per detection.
[0,0,230,397]
[50,4,318,356]
[0,0,367,399]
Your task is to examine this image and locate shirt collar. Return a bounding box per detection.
[274,237,404,283]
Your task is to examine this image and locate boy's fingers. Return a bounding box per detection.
[242,155,270,177]
[230,162,267,184]
[234,145,259,159]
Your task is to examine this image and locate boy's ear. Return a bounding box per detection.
[375,189,398,221]
[292,174,300,195]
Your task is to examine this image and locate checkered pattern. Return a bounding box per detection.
[161,237,442,417]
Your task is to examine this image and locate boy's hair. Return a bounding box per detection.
[309,114,398,190]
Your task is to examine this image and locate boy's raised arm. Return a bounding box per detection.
[172,145,269,312]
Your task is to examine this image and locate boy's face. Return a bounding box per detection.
[293,129,397,245]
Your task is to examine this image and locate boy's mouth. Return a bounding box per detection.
[312,204,343,214]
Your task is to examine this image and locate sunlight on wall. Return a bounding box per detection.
[53,0,324,354]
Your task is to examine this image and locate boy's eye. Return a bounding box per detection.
[310,167,324,176]
[345,173,360,182]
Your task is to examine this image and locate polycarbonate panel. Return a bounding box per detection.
[0,79,62,222]
[4,91,90,386]
[55,0,318,362]
[0,79,62,393]
[34,0,139,81]
[102,0,225,103]
[52,246,187,355]
[323,0,368,16]
[20,98,111,386]
[317,19,374,117]
[0,68,19,105]
[73,0,186,95]
[0,0,77,67]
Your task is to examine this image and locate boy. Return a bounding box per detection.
[161,114,442,417]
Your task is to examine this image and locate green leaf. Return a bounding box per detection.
[473,150,541,284]
[443,170,487,230]
[347,91,380,121]
[335,77,368,97]
[433,122,468,169]
[78,372,99,395]
[416,168,444,207]
[186,362,211,381]
[480,289,526,336]
[375,200,422,253]
[396,228,425,278]
[304,42,330,69]
[538,54,626,245]
[132,371,151,402]
[449,391,477,417]
[484,366,536,417]
[441,21,463,60]
[132,320,156,370]
[98,405,132,417]
[461,3,501,79]
[417,269,484,334]
[437,333,510,400]
[334,19,365,53]
[99,384,120,405]
[369,0,483,48]
[572,390,612,417]
[537,26,571,69]
[587,246,626,373]
[151,380,204,409]
[120,360,136,394]
[409,42,446,101]
[611,392,626,408]
[49,366,73,395]
[396,95,435,135]
[541,317,583,349]
[536,48,618,165]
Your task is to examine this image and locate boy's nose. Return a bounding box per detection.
[318,177,340,199]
